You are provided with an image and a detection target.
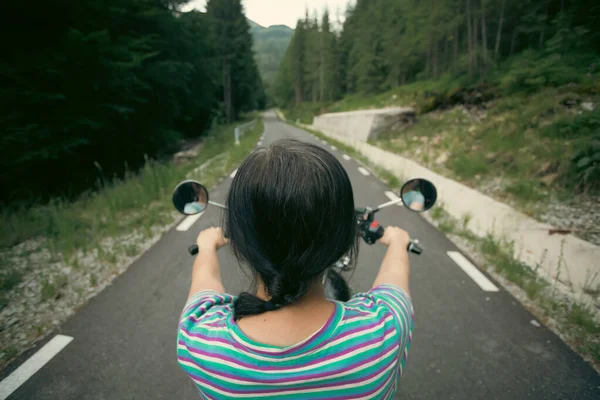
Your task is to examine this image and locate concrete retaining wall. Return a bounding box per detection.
[306,118,599,298]
[313,107,415,142]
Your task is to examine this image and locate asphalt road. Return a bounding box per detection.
[3,111,600,399]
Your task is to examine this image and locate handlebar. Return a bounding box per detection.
[188,237,422,256]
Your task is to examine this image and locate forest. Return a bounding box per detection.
[271,0,600,194]
[273,0,599,104]
[1,0,265,205]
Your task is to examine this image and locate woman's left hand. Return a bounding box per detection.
[196,227,229,252]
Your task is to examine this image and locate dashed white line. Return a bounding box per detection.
[357,167,371,176]
[229,169,238,179]
[0,335,73,400]
[176,212,204,232]
[447,251,499,292]
[257,141,263,146]
[342,154,351,161]
[384,191,403,205]
[330,146,337,151]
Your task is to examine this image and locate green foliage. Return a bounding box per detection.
[566,135,600,193]
[0,117,263,251]
[283,102,330,124]
[541,108,600,139]
[273,0,600,108]
[1,0,263,205]
[568,303,600,335]
[448,153,489,180]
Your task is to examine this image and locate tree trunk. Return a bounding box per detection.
[320,34,326,102]
[473,3,479,73]
[425,42,431,76]
[295,70,303,105]
[466,0,473,78]
[510,29,517,55]
[319,32,327,101]
[454,25,459,71]
[432,41,439,78]
[481,0,488,72]
[494,0,505,61]
[223,57,232,124]
[539,1,549,48]
[444,36,450,72]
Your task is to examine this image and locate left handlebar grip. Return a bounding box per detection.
[188,244,199,256]
[408,241,423,255]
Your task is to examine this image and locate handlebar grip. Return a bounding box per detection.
[408,241,423,255]
[189,244,199,256]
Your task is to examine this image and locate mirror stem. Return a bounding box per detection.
[208,200,228,209]
[375,198,403,211]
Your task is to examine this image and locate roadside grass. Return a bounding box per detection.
[429,205,600,368]
[283,102,331,124]
[283,72,599,219]
[0,117,264,312]
[287,114,600,369]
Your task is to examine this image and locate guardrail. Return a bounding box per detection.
[234,119,257,145]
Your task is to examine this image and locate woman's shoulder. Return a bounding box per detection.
[179,290,237,332]
[342,284,413,329]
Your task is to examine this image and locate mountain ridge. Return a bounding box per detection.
[248,18,293,85]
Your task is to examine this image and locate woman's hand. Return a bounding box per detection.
[196,227,229,252]
[378,226,410,248]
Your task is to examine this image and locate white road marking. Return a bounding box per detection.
[342,154,351,161]
[447,251,499,292]
[384,191,403,205]
[176,212,204,232]
[229,169,238,179]
[330,146,337,151]
[0,335,73,399]
[358,167,371,176]
[257,141,263,146]
[321,140,327,145]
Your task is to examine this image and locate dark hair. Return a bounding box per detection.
[225,139,358,320]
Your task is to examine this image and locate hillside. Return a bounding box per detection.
[248,19,293,84]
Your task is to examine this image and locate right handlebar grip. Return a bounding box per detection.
[188,244,199,256]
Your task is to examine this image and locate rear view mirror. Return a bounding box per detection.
[400,178,437,213]
[172,180,209,215]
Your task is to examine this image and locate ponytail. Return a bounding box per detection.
[233,272,309,320]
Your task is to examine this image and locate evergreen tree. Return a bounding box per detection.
[0,0,264,203]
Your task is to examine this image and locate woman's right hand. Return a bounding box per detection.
[196,227,229,252]
[378,226,410,248]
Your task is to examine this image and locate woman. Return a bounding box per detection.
[177,139,414,399]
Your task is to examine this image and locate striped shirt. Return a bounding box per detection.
[177,284,414,399]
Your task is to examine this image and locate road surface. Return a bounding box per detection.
[2,111,599,399]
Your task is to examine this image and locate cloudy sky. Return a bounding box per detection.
[182,0,353,28]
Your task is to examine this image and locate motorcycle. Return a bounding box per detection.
[171,177,437,302]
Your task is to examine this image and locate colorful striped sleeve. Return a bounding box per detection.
[179,290,235,329]
[350,284,414,373]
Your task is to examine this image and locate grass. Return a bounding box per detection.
[283,73,599,218]
[284,113,600,367]
[0,116,264,309]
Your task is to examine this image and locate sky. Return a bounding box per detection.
[181,0,353,29]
